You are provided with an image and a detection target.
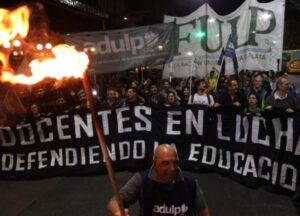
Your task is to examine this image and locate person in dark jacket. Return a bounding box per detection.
[107,144,210,216]
[144,84,165,107]
[215,79,245,109]
[124,87,145,107]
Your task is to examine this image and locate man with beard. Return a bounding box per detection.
[52,95,72,115]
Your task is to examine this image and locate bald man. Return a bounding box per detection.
[107,144,210,216]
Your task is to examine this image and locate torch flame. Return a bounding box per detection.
[0,6,30,45]
[1,44,89,85]
[0,5,89,85]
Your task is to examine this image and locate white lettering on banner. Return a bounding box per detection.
[188,143,202,161]
[57,115,72,140]
[218,149,231,170]
[202,146,217,165]
[295,137,300,156]
[133,140,145,159]
[17,123,35,146]
[119,141,130,160]
[280,164,297,191]
[50,149,63,166]
[167,111,182,135]
[1,154,13,170]
[36,118,54,143]
[242,155,257,177]
[251,116,270,146]
[235,115,248,143]
[0,110,152,144]
[185,109,204,135]
[0,144,147,171]
[186,144,297,191]
[0,127,16,147]
[27,152,36,170]
[38,151,48,168]
[116,106,152,133]
[258,156,271,180]
[107,144,116,161]
[84,34,145,55]
[16,153,25,171]
[234,153,244,174]
[0,108,297,155]
[272,118,293,152]
[0,147,102,170]
[166,110,205,135]
[80,147,86,165]
[217,114,230,141]
[109,141,146,160]
[272,162,279,185]
[89,146,100,164]
[66,148,77,166]
[97,110,112,135]
[134,106,152,131]
[74,114,93,138]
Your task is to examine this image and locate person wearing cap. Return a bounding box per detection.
[107,144,210,216]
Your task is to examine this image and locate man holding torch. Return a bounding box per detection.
[107,144,210,216]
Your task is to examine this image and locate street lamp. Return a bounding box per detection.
[260,12,271,20]
[193,30,206,40]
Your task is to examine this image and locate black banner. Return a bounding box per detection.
[0,105,299,197]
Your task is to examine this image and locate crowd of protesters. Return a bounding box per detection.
[0,68,299,126]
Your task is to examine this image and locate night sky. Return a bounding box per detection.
[126,0,274,17]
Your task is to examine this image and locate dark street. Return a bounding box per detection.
[0,172,297,216]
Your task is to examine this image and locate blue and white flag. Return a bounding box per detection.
[218,34,239,77]
[224,34,238,75]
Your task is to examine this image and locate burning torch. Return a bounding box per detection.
[0,5,125,215]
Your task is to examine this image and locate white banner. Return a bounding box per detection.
[164,0,285,78]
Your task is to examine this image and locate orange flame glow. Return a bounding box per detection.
[0,6,89,85]
[0,6,30,45]
[1,45,89,84]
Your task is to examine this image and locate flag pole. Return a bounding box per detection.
[215,57,225,92]
[82,70,125,215]
[189,56,194,97]
[187,52,194,97]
